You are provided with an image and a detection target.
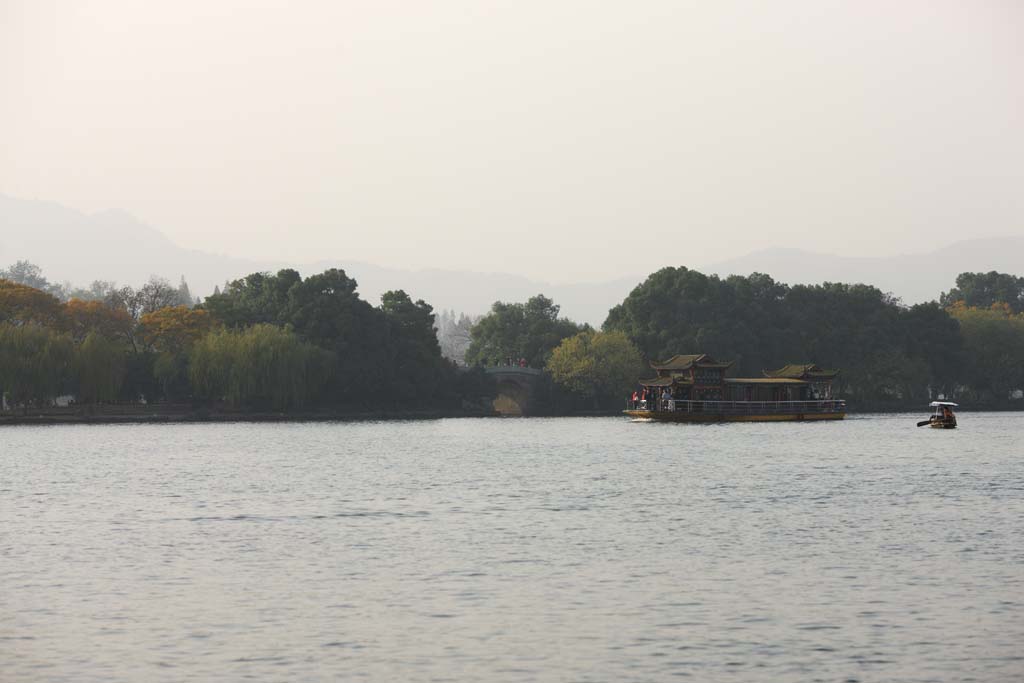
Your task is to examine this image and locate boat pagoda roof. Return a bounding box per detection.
[763,363,839,379]
[929,401,958,407]
[724,377,807,385]
[640,376,808,387]
[650,353,734,371]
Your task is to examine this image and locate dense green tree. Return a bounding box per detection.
[941,271,1024,313]
[285,270,389,392]
[948,303,1024,402]
[203,268,395,404]
[379,290,456,405]
[202,269,303,328]
[202,269,466,407]
[897,302,966,399]
[603,268,789,375]
[780,283,909,399]
[605,269,971,403]
[465,294,585,368]
[119,352,161,402]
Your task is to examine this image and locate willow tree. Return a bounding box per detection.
[0,323,74,411]
[74,332,125,404]
[465,294,586,368]
[189,324,334,410]
[141,305,215,400]
[203,268,393,405]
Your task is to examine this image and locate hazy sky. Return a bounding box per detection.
[2,1,1022,282]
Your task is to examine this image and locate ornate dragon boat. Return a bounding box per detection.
[624,354,846,422]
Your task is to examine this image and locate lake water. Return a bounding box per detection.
[2,414,1023,682]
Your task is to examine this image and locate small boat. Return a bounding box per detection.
[919,401,957,429]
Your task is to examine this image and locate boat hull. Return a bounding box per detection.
[624,409,845,423]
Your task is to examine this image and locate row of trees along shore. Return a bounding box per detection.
[0,266,491,413]
[1,262,1023,414]
[463,270,1024,411]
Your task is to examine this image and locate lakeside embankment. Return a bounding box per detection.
[0,405,495,426]
[3,403,1021,426]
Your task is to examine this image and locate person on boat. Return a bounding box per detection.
[631,390,639,408]
[943,406,953,420]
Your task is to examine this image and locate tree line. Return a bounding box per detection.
[0,264,490,413]
[2,260,1022,413]
[464,270,1024,409]
[0,260,197,307]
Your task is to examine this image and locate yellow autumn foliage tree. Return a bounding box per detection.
[547,330,644,405]
[140,306,214,354]
[0,278,65,328]
[64,298,133,344]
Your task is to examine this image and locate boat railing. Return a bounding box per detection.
[627,399,846,414]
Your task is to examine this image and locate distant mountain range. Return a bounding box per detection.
[1,194,1021,325]
[0,194,638,323]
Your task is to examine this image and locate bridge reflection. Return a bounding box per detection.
[484,367,542,416]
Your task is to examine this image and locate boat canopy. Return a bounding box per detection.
[929,401,958,407]
[638,377,675,387]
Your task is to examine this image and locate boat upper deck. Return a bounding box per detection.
[627,398,846,416]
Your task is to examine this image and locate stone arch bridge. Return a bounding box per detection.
[485,366,543,416]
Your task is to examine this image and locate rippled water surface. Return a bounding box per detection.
[3,414,1024,682]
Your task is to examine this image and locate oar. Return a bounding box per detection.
[916,419,932,427]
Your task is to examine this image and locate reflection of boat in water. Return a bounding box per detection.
[624,355,846,423]
[920,401,957,429]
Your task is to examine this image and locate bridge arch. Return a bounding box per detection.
[485,367,543,416]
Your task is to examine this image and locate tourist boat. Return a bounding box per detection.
[920,401,957,429]
[624,354,846,422]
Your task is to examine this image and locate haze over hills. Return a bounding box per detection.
[1,194,1021,325]
[0,194,639,324]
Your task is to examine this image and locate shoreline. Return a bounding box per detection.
[0,408,494,426]
[2,405,1022,426]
